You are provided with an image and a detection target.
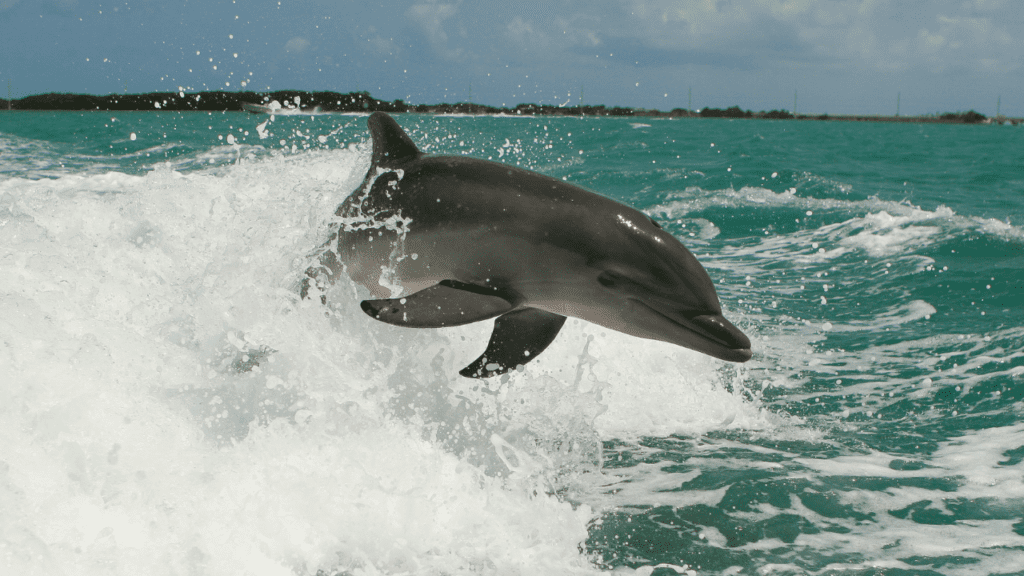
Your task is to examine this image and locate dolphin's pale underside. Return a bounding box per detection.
[303,112,751,378]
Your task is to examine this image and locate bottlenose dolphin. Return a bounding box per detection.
[303,112,751,378]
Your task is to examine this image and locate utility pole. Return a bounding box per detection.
[793,90,797,116]
[896,92,900,116]
[997,95,1001,118]
[688,86,692,113]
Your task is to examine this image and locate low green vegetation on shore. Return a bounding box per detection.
[1,90,1015,124]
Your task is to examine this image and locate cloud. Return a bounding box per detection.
[602,0,1023,78]
[506,16,534,43]
[368,35,399,56]
[394,0,1022,86]
[907,12,1020,74]
[1,0,77,11]
[406,2,464,61]
[557,0,818,71]
[284,37,310,54]
[573,37,756,70]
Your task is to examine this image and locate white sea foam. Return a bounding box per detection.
[784,425,1024,575]
[0,133,85,179]
[0,149,630,575]
[822,299,937,333]
[650,186,1024,258]
[0,137,775,575]
[587,424,1024,576]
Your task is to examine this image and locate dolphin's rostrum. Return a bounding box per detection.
[303,112,751,378]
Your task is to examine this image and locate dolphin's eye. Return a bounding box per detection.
[597,271,618,287]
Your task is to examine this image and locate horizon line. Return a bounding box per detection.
[2,90,1019,124]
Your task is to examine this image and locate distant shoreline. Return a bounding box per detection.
[2,90,1019,125]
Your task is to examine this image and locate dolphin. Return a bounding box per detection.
[303,112,751,378]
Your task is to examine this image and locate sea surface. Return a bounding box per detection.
[2,110,1024,576]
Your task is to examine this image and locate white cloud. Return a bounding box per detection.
[604,0,1022,77]
[917,29,945,54]
[368,35,398,56]
[624,0,757,52]
[284,37,310,54]
[407,2,464,61]
[969,0,1010,9]
[505,15,557,53]
[506,16,533,41]
[905,12,1020,74]
[1,0,78,10]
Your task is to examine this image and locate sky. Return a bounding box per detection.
[1,0,1022,116]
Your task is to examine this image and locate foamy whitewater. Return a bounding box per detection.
[1,111,1023,575]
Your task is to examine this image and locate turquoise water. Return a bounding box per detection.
[2,111,1023,575]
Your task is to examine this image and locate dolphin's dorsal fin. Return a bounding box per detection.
[368,112,420,168]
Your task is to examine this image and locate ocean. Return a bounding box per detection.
[2,110,1023,576]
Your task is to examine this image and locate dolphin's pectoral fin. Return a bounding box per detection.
[460,308,567,379]
[360,280,514,328]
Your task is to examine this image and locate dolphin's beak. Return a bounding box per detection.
[687,313,752,362]
[627,299,753,362]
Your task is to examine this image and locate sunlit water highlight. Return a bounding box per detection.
[2,111,1023,575]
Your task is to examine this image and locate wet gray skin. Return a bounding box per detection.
[304,112,751,378]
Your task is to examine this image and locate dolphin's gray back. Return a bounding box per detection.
[306,112,751,377]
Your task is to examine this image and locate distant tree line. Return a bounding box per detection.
[0,90,689,117]
[0,90,1004,124]
[938,110,988,123]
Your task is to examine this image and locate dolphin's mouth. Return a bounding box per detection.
[685,313,752,362]
[633,300,752,362]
